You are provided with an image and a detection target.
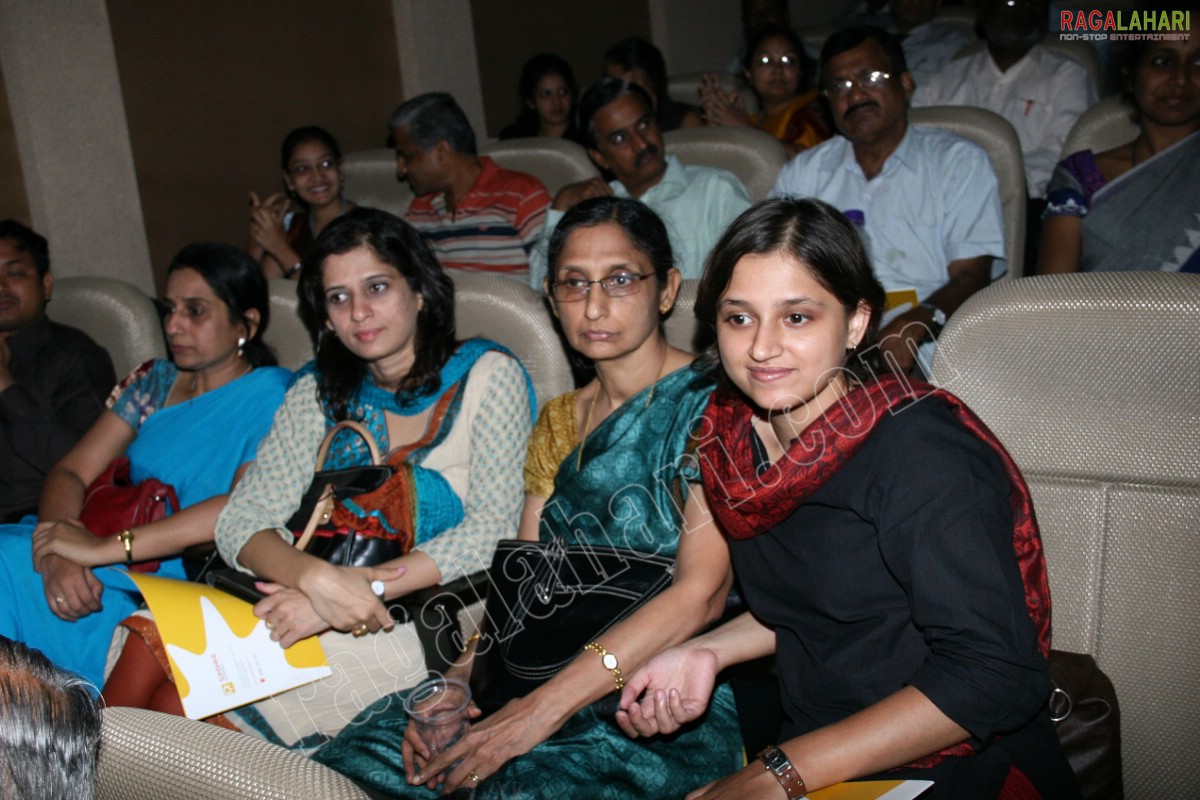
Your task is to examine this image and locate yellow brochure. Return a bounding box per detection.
[885,288,920,312]
[811,780,933,800]
[118,571,331,719]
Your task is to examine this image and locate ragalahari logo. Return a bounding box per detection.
[1060,8,1191,41]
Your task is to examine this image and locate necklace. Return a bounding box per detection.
[574,345,670,470]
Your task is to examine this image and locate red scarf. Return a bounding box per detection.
[698,372,1052,660]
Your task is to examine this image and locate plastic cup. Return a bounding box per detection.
[404,676,471,756]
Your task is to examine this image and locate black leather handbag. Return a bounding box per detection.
[287,420,403,568]
[468,538,676,716]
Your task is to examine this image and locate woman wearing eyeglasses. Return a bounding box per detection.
[248,126,357,280]
[700,25,832,158]
[313,197,743,798]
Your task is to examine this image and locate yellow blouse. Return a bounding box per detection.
[523,391,580,497]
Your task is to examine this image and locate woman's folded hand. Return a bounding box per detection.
[253,583,329,648]
[615,644,718,738]
[31,518,113,569]
[296,561,402,635]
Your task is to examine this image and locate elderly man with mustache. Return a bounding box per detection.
[771,26,1005,376]
[528,78,750,288]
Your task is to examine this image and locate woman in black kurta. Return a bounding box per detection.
[615,198,1078,799]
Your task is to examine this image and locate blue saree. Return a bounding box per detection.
[313,365,743,800]
[0,361,289,688]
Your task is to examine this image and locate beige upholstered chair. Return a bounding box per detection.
[480,137,600,196]
[667,71,759,115]
[341,147,413,218]
[343,139,599,219]
[909,105,1027,279]
[48,276,166,378]
[97,707,370,800]
[663,126,787,203]
[930,271,1200,798]
[264,278,313,371]
[663,278,705,355]
[1061,93,1139,160]
[452,272,572,411]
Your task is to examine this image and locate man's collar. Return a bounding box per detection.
[837,123,917,178]
[4,314,52,348]
[612,153,680,199]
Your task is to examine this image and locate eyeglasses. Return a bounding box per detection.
[550,272,654,302]
[824,70,893,98]
[753,54,798,68]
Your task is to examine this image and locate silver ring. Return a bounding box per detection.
[370,579,386,599]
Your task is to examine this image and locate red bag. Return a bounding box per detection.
[79,457,178,573]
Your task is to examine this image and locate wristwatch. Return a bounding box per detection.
[757,745,807,798]
[918,301,947,338]
[582,641,624,690]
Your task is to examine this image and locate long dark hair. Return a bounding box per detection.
[695,198,887,385]
[297,207,455,421]
[167,242,276,368]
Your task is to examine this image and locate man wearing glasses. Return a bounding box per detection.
[770,26,1005,375]
[528,79,750,289]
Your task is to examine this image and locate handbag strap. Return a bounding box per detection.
[293,420,384,552]
[313,420,382,468]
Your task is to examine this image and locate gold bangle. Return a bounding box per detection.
[583,641,624,690]
[117,529,134,565]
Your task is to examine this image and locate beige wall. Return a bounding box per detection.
[106,0,403,289]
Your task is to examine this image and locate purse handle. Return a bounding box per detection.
[313,419,383,468]
[294,420,384,553]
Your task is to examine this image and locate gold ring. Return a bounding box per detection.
[466,770,481,785]
[351,623,369,638]
[264,620,274,630]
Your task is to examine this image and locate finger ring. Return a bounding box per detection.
[466,770,481,785]
[351,623,369,637]
[264,620,274,630]
[55,596,65,604]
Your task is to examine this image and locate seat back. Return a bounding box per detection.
[342,148,413,217]
[667,71,759,115]
[663,126,786,203]
[452,272,572,410]
[1061,93,1139,159]
[264,278,314,371]
[343,139,600,219]
[909,105,1027,279]
[929,272,1200,798]
[97,707,370,800]
[47,277,166,377]
[663,278,707,355]
[480,137,600,196]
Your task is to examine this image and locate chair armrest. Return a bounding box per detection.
[97,707,369,799]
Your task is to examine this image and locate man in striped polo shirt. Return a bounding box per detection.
[390,93,551,280]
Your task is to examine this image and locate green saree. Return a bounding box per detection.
[312,365,742,799]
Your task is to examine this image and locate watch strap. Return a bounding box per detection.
[757,745,807,798]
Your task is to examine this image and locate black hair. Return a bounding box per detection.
[167,242,277,368]
[603,37,670,107]
[519,53,578,104]
[0,219,50,277]
[546,196,675,285]
[387,92,478,156]
[576,78,657,149]
[695,198,888,385]
[0,636,101,800]
[280,125,342,172]
[743,24,809,95]
[297,207,455,421]
[819,25,909,86]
